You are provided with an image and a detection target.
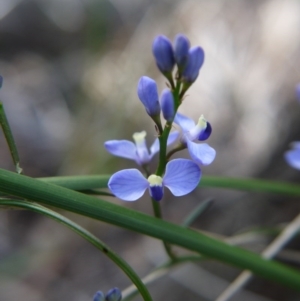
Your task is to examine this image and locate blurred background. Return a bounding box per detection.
[0,0,300,300]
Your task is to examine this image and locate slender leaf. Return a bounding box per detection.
[0,169,300,289]
[39,175,300,197]
[0,199,152,301]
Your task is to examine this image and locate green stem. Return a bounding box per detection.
[156,122,173,176]
[151,200,176,260]
[0,199,152,301]
[152,81,183,258]
[166,143,186,160]
[122,255,204,301]
[0,103,22,174]
[182,198,214,227]
[156,81,182,176]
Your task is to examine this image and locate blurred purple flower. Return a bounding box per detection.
[174,112,215,165]
[285,142,300,170]
[93,291,105,301]
[108,159,201,201]
[105,288,122,301]
[105,131,178,165]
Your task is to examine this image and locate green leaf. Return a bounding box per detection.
[0,169,300,290]
[39,175,300,197]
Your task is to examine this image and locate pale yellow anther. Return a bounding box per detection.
[197,114,207,130]
[147,174,163,186]
[133,131,147,144]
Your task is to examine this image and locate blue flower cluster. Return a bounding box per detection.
[105,34,216,202]
[93,288,122,301]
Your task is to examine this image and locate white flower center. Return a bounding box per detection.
[197,114,207,130]
[185,114,207,141]
[133,131,147,144]
[147,174,163,186]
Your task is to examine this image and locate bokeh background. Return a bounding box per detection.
[0,0,300,300]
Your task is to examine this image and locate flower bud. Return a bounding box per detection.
[174,34,190,69]
[137,76,160,116]
[182,46,205,83]
[160,89,175,122]
[105,287,122,301]
[152,35,175,74]
[93,291,105,301]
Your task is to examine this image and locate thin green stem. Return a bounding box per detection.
[152,80,183,259]
[0,199,152,301]
[151,200,176,260]
[166,143,186,160]
[122,255,204,301]
[156,122,173,176]
[0,103,22,174]
[164,72,175,90]
[216,212,300,301]
[156,81,182,176]
[182,198,214,227]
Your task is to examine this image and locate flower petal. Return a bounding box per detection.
[149,131,179,156]
[108,169,149,201]
[104,140,137,161]
[187,140,216,165]
[174,112,195,132]
[296,84,300,103]
[198,121,212,141]
[163,159,201,196]
[93,291,105,301]
[106,288,122,301]
[167,131,180,145]
[285,144,300,170]
[291,141,300,149]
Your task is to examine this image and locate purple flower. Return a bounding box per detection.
[182,46,205,83]
[105,288,122,301]
[152,35,175,74]
[108,159,201,201]
[174,112,215,165]
[160,89,175,122]
[105,131,179,166]
[137,76,160,117]
[174,34,190,69]
[285,142,300,170]
[93,291,105,301]
[296,84,300,103]
[93,288,122,301]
